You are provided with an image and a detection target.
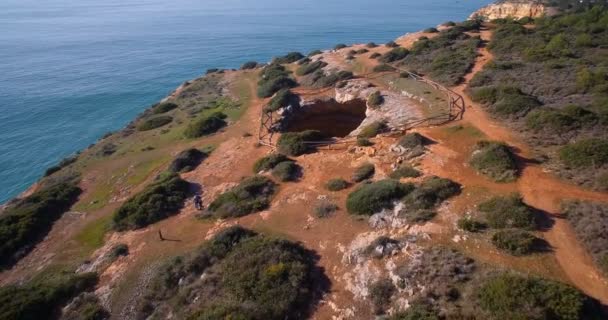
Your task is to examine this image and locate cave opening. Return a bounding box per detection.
[284,99,367,138]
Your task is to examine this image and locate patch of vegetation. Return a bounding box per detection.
[470,141,518,182]
[389,302,439,320]
[325,178,349,191]
[400,209,436,224]
[370,52,382,59]
[357,121,387,138]
[61,292,109,320]
[563,201,608,274]
[369,278,395,314]
[112,172,190,231]
[0,179,81,268]
[380,47,409,63]
[183,112,227,138]
[277,130,323,156]
[241,61,258,70]
[272,161,300,182]
[367,91,384,108]
[110,243,129,259]
[306,70,353,88]
[265,88,298,112]
[479,194,536,230]
[366,42,378,48]
[152,102,178,114]
[389,164,421,179]
[386,41,398,48]
[352,163,375,183]
[308,49,322,56]
[356,137,373,146]
[274,52,305,64]
[296,60,327,76]
[398,132,430,149]
[334,44,348,50]
[44,155,78,177]
[457,217,486,232]
[138,226,324,319]
[479,273,603,320]
[402,176,460,211]
[168,148,207,173]
[491,229,539,255]
[314,201,339,218]
[253,154,290,173]
[471,85,541,118]
[372,64,396,72]
[559,138,608,168]
[424,27,439,33]
[346,180,414,215]
[257,63,297,98]
[0,272,98,320]
[208,176,276,218]
[137,115,173,131]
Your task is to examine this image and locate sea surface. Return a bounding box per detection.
[0,0,492,203]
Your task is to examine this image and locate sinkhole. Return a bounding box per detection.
[284,99,367,138]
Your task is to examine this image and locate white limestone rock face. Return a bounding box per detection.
[469,0,549,21]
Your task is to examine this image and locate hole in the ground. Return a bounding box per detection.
[284,99,367,138]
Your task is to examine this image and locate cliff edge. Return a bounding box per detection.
[469,0,549,20]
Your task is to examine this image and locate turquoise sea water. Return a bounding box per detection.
[0,0,492,203]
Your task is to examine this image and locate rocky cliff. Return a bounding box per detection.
[469,0,548,20]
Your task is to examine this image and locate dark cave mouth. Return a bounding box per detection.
[284,99,367,138]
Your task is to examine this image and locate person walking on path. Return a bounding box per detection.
[193,194,203,210]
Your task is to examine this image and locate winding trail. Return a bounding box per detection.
[454,29,608,303]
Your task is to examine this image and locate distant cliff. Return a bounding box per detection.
[469,0,549,20]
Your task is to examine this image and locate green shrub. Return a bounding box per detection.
[373,64,396,72]
[369,278,395,314]
[44,155,78,177]
[138,115,173,131]
[168,148,207,173]
[525,109,577,132]
[113,172,190,230]
[308,49,322,56]
[271,161,300,182]
[325,178,349,191]
[265,88,297,112]
[274,52,305,64]
[479,194,536,230]
[0,180,81,267]
[356,137,373,146]
[356,48,369,54]
[352,163,375,182]
[110,243,129,259]
[309,70,354,88]
[277,130,323,156]
[334,44,348,50]
[389,164,421,179]
[0,273,98,320]
[61,292,109,320]
[296,60,327,76]
[563,201,608,275]
[314,201,339,218]
[370,52,382,59]
[471,86,540,117]
[184,112,227,138]
[479,274,602,320]
[152,102,178,114]
[398,132,429,149]
[424,27,439,33]
[241,61,258,70]
[367,91,384,108]
[470,141,518,182]
[380,47,409,63]
[457,217,486,232]
[346,180,414,215]
[401,209,436,224]
[253,154,289,173]
[389,302,439,320]
[402,176,460,210]
[357,121,387,138]
[491,229,538,255]
[366,42,378,48]
[386,41,399,48]
[208,176,276,218]
[559,138,608,168]
[257,64,297,98]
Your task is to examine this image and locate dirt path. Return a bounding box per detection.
[452,28,608,303]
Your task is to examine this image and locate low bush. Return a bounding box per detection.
[308,49,322,56]
[380,47,409,63]
[402,176,460,210]
[308,70,354,88]
[274,52,305,64]
[62,292,109,320]
[168,148,207,173]
[373,64,396,73]
[470,86,540,117]
[424,27,439,33]
[470,141,518,182]
[367,91,384,108]
[390,302,439,320]
[400,209,436,224]
[357,121,387,138]
[265,88,298,112]
[113,172,190,230]
[346,180,414,215]
[370,52,382,59]
[478,194,536,229]
[352,163,375,182]
[366,42,378,48]
[525,108,577,132]
[389,164,421,179]
[272,161,300,182]
[138,115,173,131]
[491,229,538,255]
[277,130,323,156]
[314,201,339,218]
[0,180,81,267]
[356,137,373,146]
[208,176,276,218]
[563,201,608,274]
[0,272,98,320]
[355,48,369,54]
[296,60,327,76]
[240,61,258,70]
[559,138,608,168]
[325,178,349,191]
[334,44,348,50]
[44,155,78,177]
[479,273,602,320]
[398,132,429,149]
[253,153,290,173]
[183,112,227,138]
[457,217,486,232]
[257,63,297,98]
[110,243,129,259]
[369,278,395,314]
[152,102,178,114]
[386,41,399,48]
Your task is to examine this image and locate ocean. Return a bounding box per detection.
[0,0,492,203]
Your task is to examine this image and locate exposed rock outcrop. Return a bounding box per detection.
[469,0,548,21]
